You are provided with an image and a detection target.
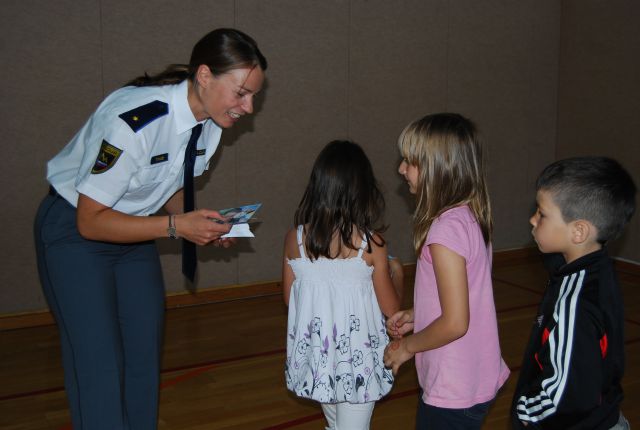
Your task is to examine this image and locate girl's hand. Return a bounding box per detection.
[175,209,232,245]
[386,309,415,339]
[383,338,414,375]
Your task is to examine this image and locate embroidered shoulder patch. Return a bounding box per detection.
[118,100,168,132]
[91,140,123,174]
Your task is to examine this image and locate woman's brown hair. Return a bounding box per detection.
[125,28,267,87]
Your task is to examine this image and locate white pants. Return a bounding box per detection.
[609,412,630,430]
[321,402,375,430]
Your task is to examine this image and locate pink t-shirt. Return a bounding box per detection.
[414,205,510,408]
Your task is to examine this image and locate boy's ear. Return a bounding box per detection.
[571,220,596,244]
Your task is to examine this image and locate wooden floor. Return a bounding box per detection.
[1,254,639,429]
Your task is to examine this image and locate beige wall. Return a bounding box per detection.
[557,0,640,260]
[1,0,633,315]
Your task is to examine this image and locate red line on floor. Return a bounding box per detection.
[160,348,286,389]
[162,348,286,373]
[0,386,65,402]
[161,363,217,389]
[0,348,285,402]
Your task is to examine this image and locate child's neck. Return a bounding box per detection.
[563,241,602,264]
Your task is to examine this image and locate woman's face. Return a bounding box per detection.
[192,65,265,127]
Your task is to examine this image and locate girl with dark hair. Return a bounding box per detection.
[283,140,402,429]
[34,28,266,429]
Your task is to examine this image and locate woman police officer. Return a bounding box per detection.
[34,28,266,429]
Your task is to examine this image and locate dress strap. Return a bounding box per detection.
[296,225,307,259]
[357,234,369,259]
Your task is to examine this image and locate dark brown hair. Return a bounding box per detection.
[295,140,387,260]
[125,28,267,87]
[536,156,636,243]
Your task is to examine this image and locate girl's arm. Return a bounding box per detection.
[369,234,401,317]
[388,256,404,303]
[384,243,469,374]
[76,193,231,244]
[282,228,297,306]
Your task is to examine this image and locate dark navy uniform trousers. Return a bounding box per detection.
[34,191,165,429]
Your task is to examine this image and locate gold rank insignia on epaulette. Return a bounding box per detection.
[118,100,169,132]
[91,140,123,174]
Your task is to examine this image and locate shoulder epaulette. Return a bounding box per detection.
[118,100,169,132]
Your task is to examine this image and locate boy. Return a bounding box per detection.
[512,156,636,430]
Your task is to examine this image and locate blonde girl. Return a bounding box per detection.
[383,113,509,430]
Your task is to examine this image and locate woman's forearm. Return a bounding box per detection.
[77,201,169,243]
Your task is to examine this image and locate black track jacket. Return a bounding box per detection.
[511,249,624,429]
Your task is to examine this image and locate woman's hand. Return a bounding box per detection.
[174,209,232,245]
[386,308,415,339]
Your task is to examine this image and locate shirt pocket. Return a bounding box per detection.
[127,161,173,198]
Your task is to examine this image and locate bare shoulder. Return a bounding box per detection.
[369,232,388,252]
[283,227,300,259]
[363,232,389,264]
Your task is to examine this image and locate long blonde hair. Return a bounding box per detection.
[398,113,492,253]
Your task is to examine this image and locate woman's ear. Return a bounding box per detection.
[195,65,213,88]
[571,220,596,245]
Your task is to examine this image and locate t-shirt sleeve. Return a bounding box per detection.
[75,116,146,208]
[425,213,470,261]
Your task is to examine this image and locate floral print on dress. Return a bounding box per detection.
[286,314,394,403]
[285,225,394,404]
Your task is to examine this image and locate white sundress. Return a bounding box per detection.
[285,225,394,404]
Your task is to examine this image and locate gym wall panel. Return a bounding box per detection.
[1,0,103,312]
[2,0,636,314]
[445,0,560,250]
[348,0,450,260]
[557,0,640,260]
[228,1,352,285]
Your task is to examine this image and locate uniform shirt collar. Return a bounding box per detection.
[172,80,200,135]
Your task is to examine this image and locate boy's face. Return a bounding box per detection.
[530,190,573,255]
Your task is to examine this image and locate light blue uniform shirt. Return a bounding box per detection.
[47,80,222,216]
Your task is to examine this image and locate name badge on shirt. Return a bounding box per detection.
[196,149,206,157]
[150,153,169,165]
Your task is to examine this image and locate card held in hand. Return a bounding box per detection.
[211,203,262,238]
